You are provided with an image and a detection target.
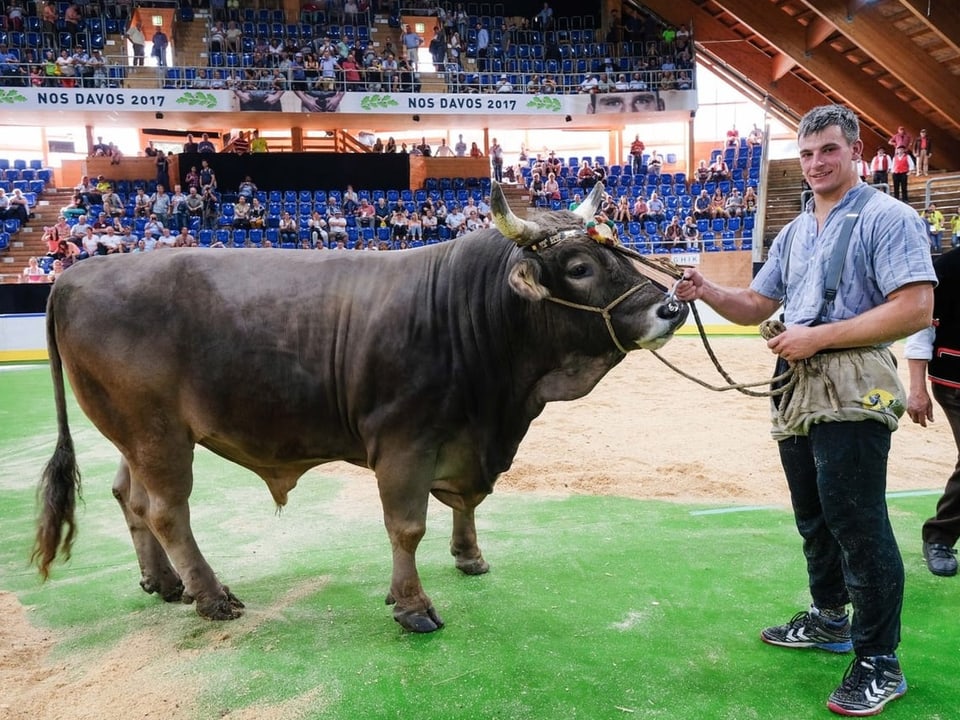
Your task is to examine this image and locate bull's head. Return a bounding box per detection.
[489,181,688,352]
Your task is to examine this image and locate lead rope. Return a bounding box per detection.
[622,251,796,398]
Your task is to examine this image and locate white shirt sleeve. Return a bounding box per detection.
[903,325,935,360]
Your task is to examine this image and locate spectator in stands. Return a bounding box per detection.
[576,160,596,190]
[208,21,225,54]
[75,175,101,206]
[475,23,490,72]
[198,133,216,153]
[277,211,297,245]
[664,216,684,249]
[495,74,513,93]
[888,125,913,158]
[250,130,268,153]
[708,154,729,182]
[156,150,170,189]
[237,175,257,202]
[150,186,171,227]
[102,187,124,219]
[183,133,198,153]
[913,129,932,177]
[891,145,912,203]
[406,212,422,242]
[446,205,466,236]
[55,48,76,87]
[21,257,46,283]
[127,20,146,67]
[470,142,483,158]
[152,26,169,67]
[454,134,467,157]
[199,159,217,191]
[527,172,545,206]
[613,196,632,224]
[579,74,599,93]
[201,187,219,230]
[709,188,729,220]
[631,194,648,222]
[224,21,242,54]
[328,209,347,244]
[725,125,739,148]
[232,196,251,230]
[746,124,764,154]
[60,194,86,220]
[743,186,758,215]
[725,188,744,218]
[5,187,29,224]
[870,147,890,186]
[682,215,700,250]
[63,3,82,45]
[130,186,150,218]
[922,203,945,253]
[421,208,437,240]
[535,2,553,30]
[307,211,327,247]
[691,189,711,221]
[648,150,663,177]
[647,192,667,226]
[184,186,203,223]
[401,24,422,71]
[541,74,557,93]
[629,134,646,174]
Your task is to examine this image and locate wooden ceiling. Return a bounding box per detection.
[637,0,960,170]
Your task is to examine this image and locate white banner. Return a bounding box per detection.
[0,86,697,116]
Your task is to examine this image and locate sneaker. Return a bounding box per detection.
[760,606,852,653]
[827,655,907,716]
[922,542,958,577]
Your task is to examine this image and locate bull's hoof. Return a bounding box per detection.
[393,606,445,633]
[455,556,490,576]
[139,575,185,603]
[188,586,245,621]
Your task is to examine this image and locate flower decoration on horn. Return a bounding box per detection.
[585,213,620,246]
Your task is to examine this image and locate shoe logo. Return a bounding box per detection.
[786,629,808,641]
[864,679,885,703]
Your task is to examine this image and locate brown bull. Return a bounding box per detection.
[33,182,687,632]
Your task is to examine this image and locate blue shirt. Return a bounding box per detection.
[752,182,936,326]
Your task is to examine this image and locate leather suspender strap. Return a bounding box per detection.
[817,185,876,323]
[781,185,876,324]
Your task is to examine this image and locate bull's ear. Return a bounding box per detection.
[508,259,550,301]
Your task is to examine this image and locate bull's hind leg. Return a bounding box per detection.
[112,458,183,601]
[126,440,243,621]
[449,504,490,576]
[377,469,443,633]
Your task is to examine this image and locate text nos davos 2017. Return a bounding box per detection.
[35,91,168,107]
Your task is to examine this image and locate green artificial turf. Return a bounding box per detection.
[2,366,958,719]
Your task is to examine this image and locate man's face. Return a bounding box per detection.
[799,125,861,198]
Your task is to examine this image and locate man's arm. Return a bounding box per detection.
[674,270,780,326]
[768,282,934,361]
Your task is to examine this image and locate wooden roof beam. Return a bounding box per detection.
[801,0,960,125]
[805,15,836,50]
[894,0,960,56]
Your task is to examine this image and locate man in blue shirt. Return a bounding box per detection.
[674,104,936,717]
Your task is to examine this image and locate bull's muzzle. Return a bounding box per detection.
[657,299,686,320]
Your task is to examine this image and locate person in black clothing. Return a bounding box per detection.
[906,248,960,577]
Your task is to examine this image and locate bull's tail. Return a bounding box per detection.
[31,301,82,579]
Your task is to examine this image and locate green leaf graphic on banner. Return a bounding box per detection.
[176,91,218,109]
[0,89,28,104]
[526,96,562,112]
[360,94,399,110]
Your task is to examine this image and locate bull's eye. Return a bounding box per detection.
[568,263,591,279]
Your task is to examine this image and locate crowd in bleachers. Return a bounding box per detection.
[0,1,697,96]
[0,158,48,251]
[520,134,763,253]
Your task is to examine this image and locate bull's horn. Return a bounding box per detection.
[490,180,543,247]
[572,182,606,222]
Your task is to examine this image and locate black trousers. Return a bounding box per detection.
[923,384,960,546]
[892,172,908,202]
[778,421,902,657]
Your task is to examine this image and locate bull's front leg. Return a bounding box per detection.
[377,478,443,633]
